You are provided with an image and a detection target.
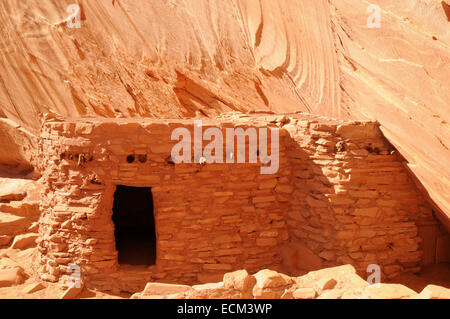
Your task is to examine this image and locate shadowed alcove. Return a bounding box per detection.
[112,185,156,266]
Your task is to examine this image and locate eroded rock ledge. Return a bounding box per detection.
[131,265,450,299]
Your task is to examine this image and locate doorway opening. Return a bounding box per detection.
[112,185,156,265]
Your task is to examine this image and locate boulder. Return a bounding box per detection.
[296,264,368,293]
[363,284,417,299]
[10,233,38,250]
[223,269,256,298]
[417,285,450,299]
[253,269,293,299]
[292,288,317,299]
[0,267,25,287]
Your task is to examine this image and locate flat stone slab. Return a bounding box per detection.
[0,268,24,288]
[142,282,192,296]
[0,212,27,235]
[0,178,35,202]
[10,233,38,250]
[22,282,45,294]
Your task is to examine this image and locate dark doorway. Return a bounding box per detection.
[112,185,156,265]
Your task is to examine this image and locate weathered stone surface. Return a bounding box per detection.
[60,284,84,299]
[132,267,450,300]
[0,235,12,247]
[253,269,289,289]
[252,269,292,299]
[0,1,448,298]
[0,120,36,175]
[0,213,27,236]
[10,233,38,250]
[1,2,449,230]
[292,288,317,299]
[0,257,20,270]
[315,278,337,292]
[141,282,191,297]
[363,284,417,299]
[22,282,45,294]
[187,282,239,299]
[417,285,450,299]
[281,241,323,272]
[223,269,256,299]
[0,178,37,202]
[296,264,368,294]
[0,268,25,288]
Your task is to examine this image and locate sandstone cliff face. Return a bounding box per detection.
[0,1,449,225]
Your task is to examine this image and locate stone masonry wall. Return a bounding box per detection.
[283,117,438,279]
[37,115,292,287]
[36,113,439,289]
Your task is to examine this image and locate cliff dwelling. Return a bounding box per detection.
[1,0,450,302]
[112,185,156,266]
[35,112,450,293]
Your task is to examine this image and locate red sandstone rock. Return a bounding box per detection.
[417,285,450,299]
[0,179,36,202]
[141,282,191,298]
[363,284,417,299]
[0,0,448,232]
[296,265,368,295]
[223,269,256,299]
[0,257,20,270]
[292,288,317,299]
[0,120,36,175]
[0,2,448,293]
[130,266,450,300]
[315,278,338,292]
[0,235,12,247]
[252,269,292,299]
[60,284,84,299]
[281,240,324,272]
[22,282,45,294]
[10,233,38,250]
[253,269,290,289]
[0,268,25,288]
[0,213,27,237]
[186,282,239,299]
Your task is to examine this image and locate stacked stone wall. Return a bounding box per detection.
[36,113,439,287]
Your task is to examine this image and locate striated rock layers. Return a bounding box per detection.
[0,0,448,231]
